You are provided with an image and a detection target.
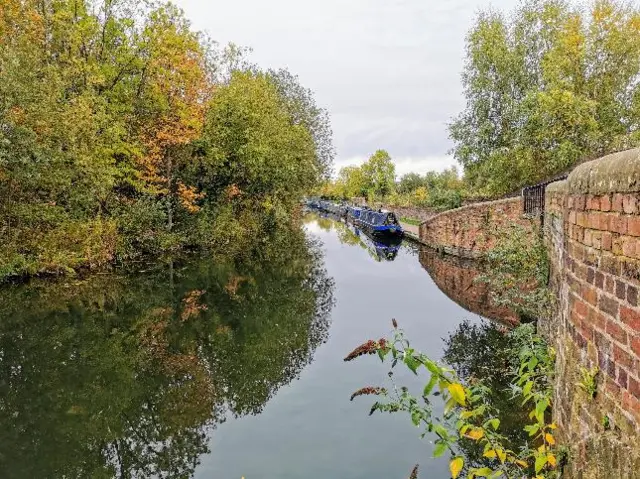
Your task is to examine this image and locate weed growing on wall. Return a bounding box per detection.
[346,321,559,479]
[477,219,555,322]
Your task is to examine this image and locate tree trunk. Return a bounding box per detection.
[166,152,173,231]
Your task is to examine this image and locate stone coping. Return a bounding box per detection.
[567,148,640,195]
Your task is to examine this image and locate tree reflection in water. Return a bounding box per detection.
[443,320,529,470]
[0,229,334,478]
[304,211,401,262]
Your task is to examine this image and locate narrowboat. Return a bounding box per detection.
[353,208,403,238]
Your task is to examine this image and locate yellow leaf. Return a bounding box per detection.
[547,454,557,467]
[465,428,484,440]
[496,449,506,463]
[538,444,546,453]
[515,459,528,467]
[449,457,464,479]
[545,433,556,445]
[483,450,496,459]
[447,383,466,406]
[548,423,557,430]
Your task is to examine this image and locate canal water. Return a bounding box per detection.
[0,212,510,479]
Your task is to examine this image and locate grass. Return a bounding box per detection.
[400,217,422,226]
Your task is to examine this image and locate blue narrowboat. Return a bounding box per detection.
[351,208,403,238]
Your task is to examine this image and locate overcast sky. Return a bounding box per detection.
[175,0,515,177]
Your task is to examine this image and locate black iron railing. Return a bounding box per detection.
[522,176,567,216]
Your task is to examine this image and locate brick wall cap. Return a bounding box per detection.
[567,148,640,195]
[546,179,568,193]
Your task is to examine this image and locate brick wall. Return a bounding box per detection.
[544,148,640,478]
[418,247,518,324]
[418,197,533,258]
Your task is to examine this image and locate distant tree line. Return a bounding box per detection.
[318,150,464,212]
[0,0,333,281]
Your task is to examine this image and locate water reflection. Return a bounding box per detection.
[418,247,518,324]
[0,230,334,478]
[304,211,401,262]
[443,320,529,471]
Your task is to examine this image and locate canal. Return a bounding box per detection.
[0,212,511,479]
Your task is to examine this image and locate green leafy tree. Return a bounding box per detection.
[362,149,396,199]
[450,0,640,197]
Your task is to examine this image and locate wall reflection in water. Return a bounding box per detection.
[418,247,518,324]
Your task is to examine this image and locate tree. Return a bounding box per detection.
[267,68,335,181]
[361,149,396,199]
[397,172,425,194]
[450,0,640,197]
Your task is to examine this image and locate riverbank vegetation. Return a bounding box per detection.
[0,0,332,282]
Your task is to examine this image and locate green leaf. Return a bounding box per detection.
[522,381,533,397]
[535,454,547,473]
[471,467,493,477]
[484,418,500,430]
[405,354,420,374]
[450,457,464,479]
[423,374,439,397]
[411,409,422,426]
[433,441,448,458]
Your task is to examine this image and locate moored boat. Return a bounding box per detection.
[349,207,403,238]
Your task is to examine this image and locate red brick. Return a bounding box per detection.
[629,217,640,237]
[574,298,589,319]
[577,212,587,227]
[588,309,606,331]
[606,319,628,345]
[587,196,600,210]
[600,294,620,318]
[611,215,628,234]
[576,195,587,211]
[632,336,640,356]
[569,210,577,224]
[630,376,640,400]
[595,271,605,289]
[588,212,602,229]
[623,237,638,258]
[601,195,612,212]
[602,231,613,251]
[614,345,635,370]
[623,195,638,215]
[613,193,625,212]
[616,280,627,300]
[621,306,640,332]
[618,367,629,389]
[628,285,638,307]
[592,231,603,249]
[582,285,598,306]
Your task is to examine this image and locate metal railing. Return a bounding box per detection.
[522,175,567,216]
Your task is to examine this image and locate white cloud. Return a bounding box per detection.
[174,0,516,172]
[334,155,458,178]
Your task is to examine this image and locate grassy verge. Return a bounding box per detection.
[400,217,422,226]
